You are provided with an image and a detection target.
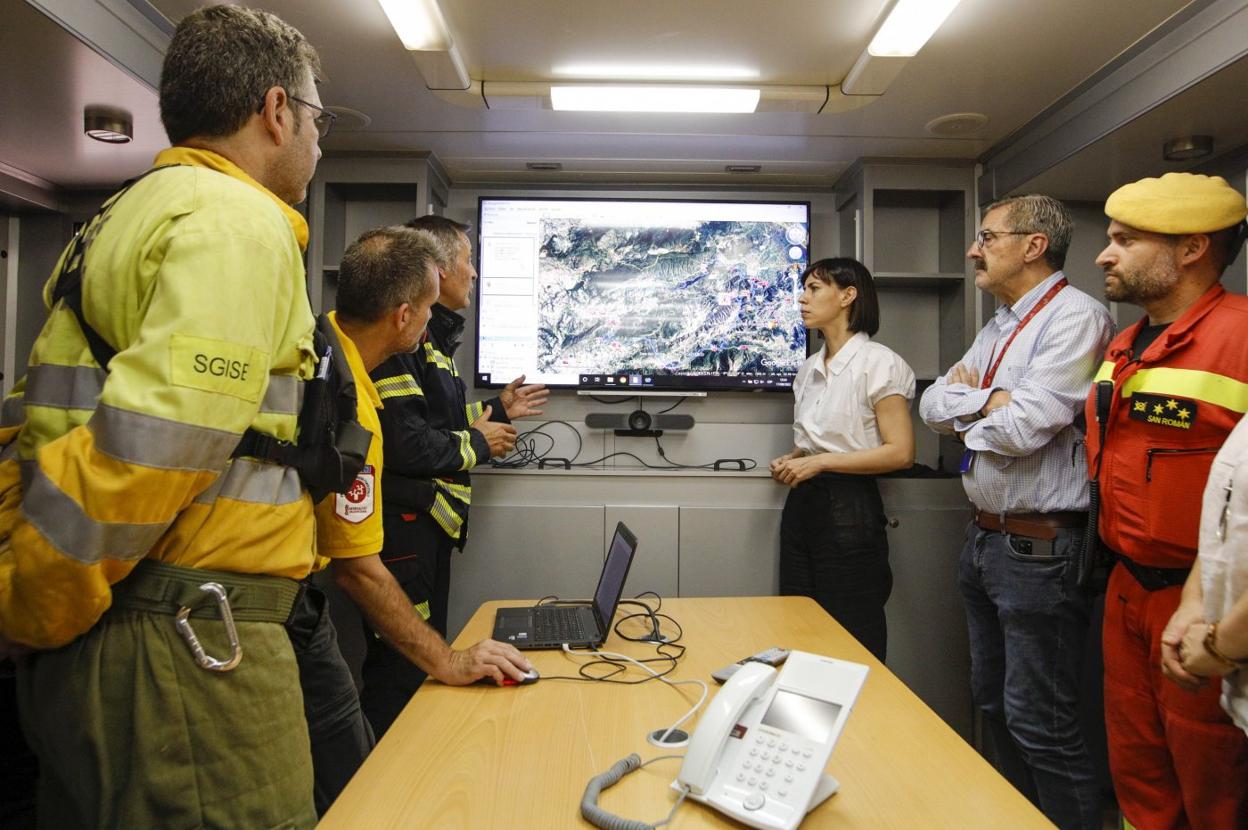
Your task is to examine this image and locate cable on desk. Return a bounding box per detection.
[532,595,686,685]
[616,597,683,645]
[560,642,708,744]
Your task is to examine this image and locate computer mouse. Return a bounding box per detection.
[504,668,540,686]
[478,668,540,686]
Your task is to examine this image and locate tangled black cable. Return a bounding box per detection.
[649,435,758,471]
[488,409,758,472]
[532,593,686,683]
[491,419,584,468]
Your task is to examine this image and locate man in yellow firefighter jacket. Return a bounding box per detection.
[0,6,330,826]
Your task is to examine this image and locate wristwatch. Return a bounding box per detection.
[1204,622,1248,670]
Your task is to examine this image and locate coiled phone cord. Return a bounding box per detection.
[580,753,688,830]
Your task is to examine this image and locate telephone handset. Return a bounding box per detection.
[679,661,777,794]
[674,651,868,830]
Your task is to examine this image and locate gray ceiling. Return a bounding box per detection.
[1,0,1242,201]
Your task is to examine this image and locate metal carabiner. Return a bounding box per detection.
[174,582,243,672]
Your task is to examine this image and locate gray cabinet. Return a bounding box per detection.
[879,478,974,739]
[677,506,781,597]
[835,160,977,473]
[306,154,451,313]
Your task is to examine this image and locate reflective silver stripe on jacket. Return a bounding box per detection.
[260,375,303,416]
[90,404,240,472]
[194,458,304,506]
[23,466,169,563]
[23,364,106,411]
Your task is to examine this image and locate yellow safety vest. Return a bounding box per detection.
[0,147,317,648]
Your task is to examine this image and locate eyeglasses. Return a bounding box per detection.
[257,94,337,139]
[289,96,336,139]
[974,229,1032,248]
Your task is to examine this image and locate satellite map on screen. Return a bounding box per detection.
[536,219,807,377]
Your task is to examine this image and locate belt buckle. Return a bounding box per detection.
[174,582,243,672]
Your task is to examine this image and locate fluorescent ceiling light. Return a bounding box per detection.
[553,64,759,81]
[377,0,451,50]
[550,85,761,113]
[868,0,962,57]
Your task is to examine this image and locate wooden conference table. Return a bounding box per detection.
[320,596,1054,829]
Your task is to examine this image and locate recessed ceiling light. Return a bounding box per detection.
[84,105,132,144]
[1163,135,1213,161]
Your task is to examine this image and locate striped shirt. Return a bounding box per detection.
[919,271,1115,514]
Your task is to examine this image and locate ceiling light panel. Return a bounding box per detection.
[550,85,761,113]
[377,0,452,50]
[868,0,962,57]
[552,64,760,81]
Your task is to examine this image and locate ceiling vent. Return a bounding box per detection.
[924,112,989,137]
[525,162,563,171]
[725,164,762,174]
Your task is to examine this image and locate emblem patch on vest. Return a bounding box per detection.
[335,465,375,523]
[1127,393,1198,430]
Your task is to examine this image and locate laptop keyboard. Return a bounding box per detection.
[534,606,589,643]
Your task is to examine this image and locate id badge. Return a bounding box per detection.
[959,448,975,474]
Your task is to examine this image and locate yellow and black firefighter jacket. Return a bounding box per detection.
[370,303,507,545]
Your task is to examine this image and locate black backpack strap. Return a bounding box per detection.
[51,236,119,370]
[50,165,181,370]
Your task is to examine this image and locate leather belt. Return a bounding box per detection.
[973,510,1087,541]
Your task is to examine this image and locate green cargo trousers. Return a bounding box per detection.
[15,561,316,829]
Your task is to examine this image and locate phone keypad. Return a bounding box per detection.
[733,732,821,811]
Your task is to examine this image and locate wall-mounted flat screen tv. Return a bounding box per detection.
[474,197,810,391]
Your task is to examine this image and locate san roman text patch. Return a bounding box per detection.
[1128,392,1198,430]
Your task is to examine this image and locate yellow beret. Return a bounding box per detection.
[1105,172,1247,234]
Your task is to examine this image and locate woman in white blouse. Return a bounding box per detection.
[770,258,916,660]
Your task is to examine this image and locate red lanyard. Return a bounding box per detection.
[981,278,1067,388]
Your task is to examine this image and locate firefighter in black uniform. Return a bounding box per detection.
[364,215,548,736]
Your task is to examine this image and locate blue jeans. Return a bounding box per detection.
[959,523,1099,830]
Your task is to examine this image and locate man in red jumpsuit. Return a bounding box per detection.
[1086,172,1248,829]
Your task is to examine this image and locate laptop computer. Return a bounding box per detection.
[491,522,638,649]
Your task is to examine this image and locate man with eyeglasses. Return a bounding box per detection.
[1087,172,1248,829]
[0,6,330,826]
[920,195,1113,830]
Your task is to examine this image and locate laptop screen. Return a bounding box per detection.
[592,523,638,630]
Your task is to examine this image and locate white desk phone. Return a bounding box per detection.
[674,651,869,830]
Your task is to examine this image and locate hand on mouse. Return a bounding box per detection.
[438,638,532,686]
